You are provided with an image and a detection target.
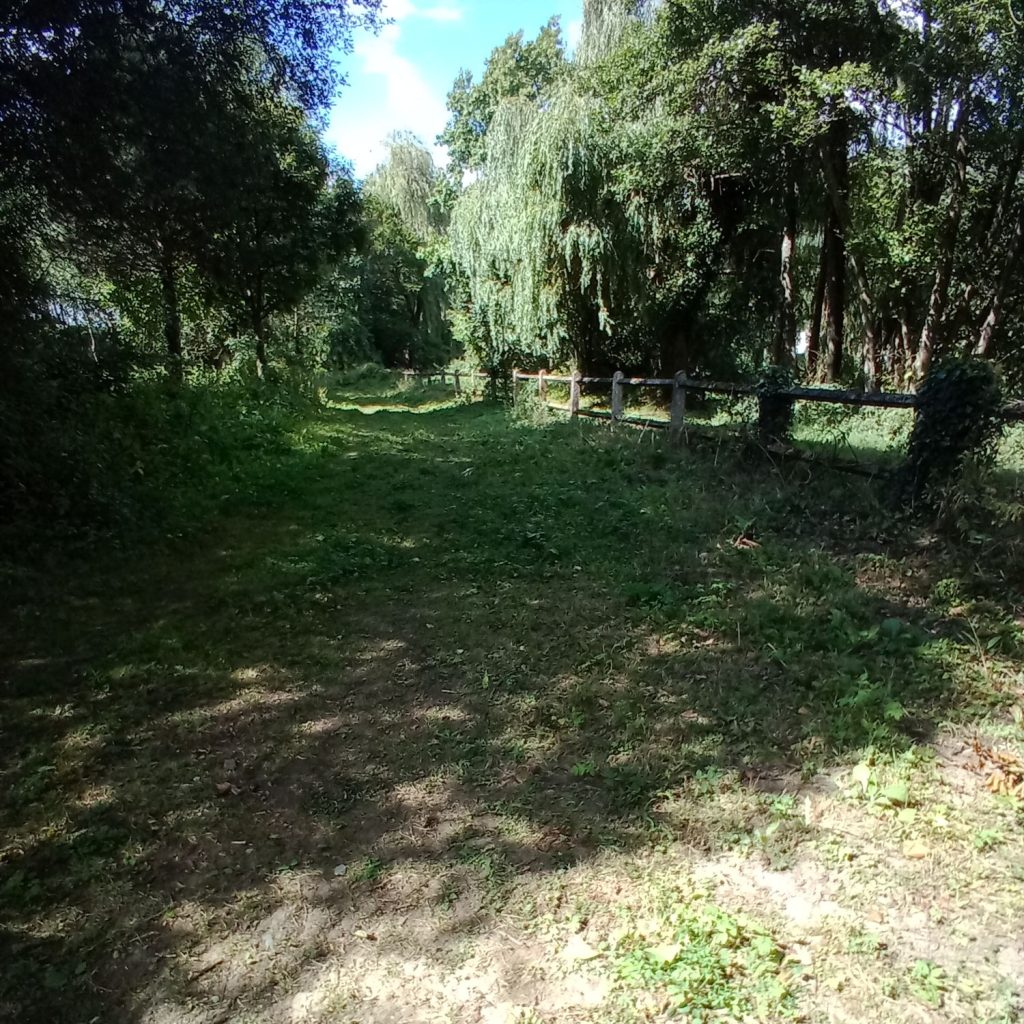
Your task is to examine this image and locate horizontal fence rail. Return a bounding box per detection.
[399,368,490,394]
[392,367,1024,424]
[511,369,1024,426]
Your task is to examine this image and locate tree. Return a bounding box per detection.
[360,136,455,368]
[440,18,567,176]
[0,0,381,371]
[207,97,363,374]
[445,0,1024,387]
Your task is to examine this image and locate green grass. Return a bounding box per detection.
[1,375,1022,1023]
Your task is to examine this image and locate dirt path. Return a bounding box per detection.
[2,385,1023,1023]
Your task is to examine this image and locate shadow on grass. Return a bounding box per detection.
[1,382,1021,1022]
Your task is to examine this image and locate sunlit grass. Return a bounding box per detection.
[1,375,1022,1023]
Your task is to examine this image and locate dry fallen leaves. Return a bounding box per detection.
[902,839,930,860]
[968,738,1024,800]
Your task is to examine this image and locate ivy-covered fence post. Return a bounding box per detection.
[611,370,625,422]
[899,359,1004,506]
[486,365,500,403]
[756,366,795,448]
[670,371,687,442]
[570,371,582,418]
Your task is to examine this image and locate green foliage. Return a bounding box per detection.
[909,959,949,1007]
[439,18,567,175]
[0,351,318,535]
[3,380,1023,1021]
[901,359,1005,507]
[441,0,1024,389]
[756,365,797,446]
[612,894,792,1021]
[510,383,554,427]
[360,137,457,368]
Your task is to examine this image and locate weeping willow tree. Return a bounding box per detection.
[365,131,447,238]
[362,133,453,367]
[576,0,657,64]
[449,1,652,373]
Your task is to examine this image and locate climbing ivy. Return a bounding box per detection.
[900,360,1004,507]
[756,366,796,447]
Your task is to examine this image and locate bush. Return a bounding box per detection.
[899,359,1004,509]
[511,381,553,426]
[0,341,318,545]
[756,365,796,447]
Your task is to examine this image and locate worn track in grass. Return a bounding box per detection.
[2,381,1023,1023]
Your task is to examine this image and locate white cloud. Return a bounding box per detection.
[326,0,454,177]
[419,5,463,21]
[565,17,582,53]
[378,0,463,24]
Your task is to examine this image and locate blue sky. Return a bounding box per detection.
[325,0,583,177]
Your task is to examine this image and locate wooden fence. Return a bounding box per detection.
[509,369,1024,436]
[395,367,1024,433]
[399,368,490,395]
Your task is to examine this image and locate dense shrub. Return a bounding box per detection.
[899,359,1004,508]
[0,339,318,542]
[756,366,796,447]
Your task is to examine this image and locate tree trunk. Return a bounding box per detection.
[916,98,971,381]
[252,269,268,377]
[807,231,827,379]
[254,315,268,377]
[159,243,182,381]
[773,168,798,366]
[982,134,1023,251]
[898,309,916,389]
[819,126,882,389]
[863,323,881,390]
[822,207,845,382]
[976,206,1024,357]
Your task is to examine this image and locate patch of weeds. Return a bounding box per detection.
[610,890,794,1021]
[8,760,59,806]
[623,581,683,618]
[846,928,885,957]
[438,874,461,911]
[0,868,46,911]
[455,845,512,906]
[749,794,814,869]
[909,959,949,1007]
[304,778,368,822]
[602,763,658,813]
[972,827,1005,851]
[571,760,598,778]
[349,856,385,883]
[847,752,925,828]
[691,766,731,796]
[505,739,528,764]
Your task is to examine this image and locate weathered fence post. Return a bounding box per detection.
[453,370,461,395]
[538,369,547,403]
[440,368,446,386]
[670,371,687,441]
[756,368,796,448]
[511,367,519,404]
[611,370,625,422]
[570,371,582,418]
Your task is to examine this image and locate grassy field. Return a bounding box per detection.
[2,376,1023,1024]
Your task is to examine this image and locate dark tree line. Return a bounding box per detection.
[441,0,1024,391]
